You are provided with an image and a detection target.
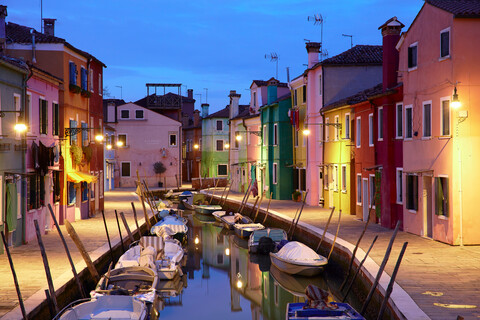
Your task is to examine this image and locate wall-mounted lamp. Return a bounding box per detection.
[14,123,27,133]
[193,144,199,149]
[302,127,311,135]
[235,134,242,141]
[95,134,104,142]
[106,144,112,150]
[452,86,461,109]
[225,143,230,149]
[116,140,124,147]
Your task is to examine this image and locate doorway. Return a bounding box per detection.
[423,176,433,238]
[363,178,369,221]
[319,168,324,206]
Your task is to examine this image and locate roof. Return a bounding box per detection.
[103,99,127,108]
[6,22,106,67]
[230,105,250,120]
[134,92,195,108]
[0,55,29,73]
[321,83,384,113]
[426,0,480,17]
[260,92,292,109]
[251,80,288,88]
[203,105,230,119]
[310,45,382,70]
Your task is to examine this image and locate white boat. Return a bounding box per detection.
[233,223,265,239]
[156,239,185,279]
[248,228,288,254]
[150,215,188,239]
[220,213,252,230]
[212,210,228,221]
[55,295,148,320]
[270,241,327,276]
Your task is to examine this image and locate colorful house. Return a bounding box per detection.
[182,109,202,182]
[260,79,293,200]
[398,0,480,245]
[319,45,383,214]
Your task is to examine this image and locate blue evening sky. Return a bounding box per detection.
[4,0,423,113]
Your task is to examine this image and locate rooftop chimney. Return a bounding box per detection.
[0,6,7,54]
[201,103,209,118]
[187,89,193,99]
[267,78,279,105]
[378,17,404,91]
[193,110,200,127]
[229,90,241,119]
[306,42,321,68]
[43,18,56,36]
[182,113,189,127]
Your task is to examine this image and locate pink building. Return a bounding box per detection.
[398,0,480,244]
[25,65,61,243]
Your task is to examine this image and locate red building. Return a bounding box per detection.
[182,109,202,182]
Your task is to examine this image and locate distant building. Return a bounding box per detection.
[182,109,202,182]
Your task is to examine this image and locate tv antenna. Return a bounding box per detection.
[342,34,353,48]
[307,13,325,61]
[265,52,279,79]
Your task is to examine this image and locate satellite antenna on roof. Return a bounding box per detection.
[265,52,279,79]
[307,13,326,61]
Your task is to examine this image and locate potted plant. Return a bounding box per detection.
[292,190,302,202]
[69,83,82,94]
[81,89,92,98]
[70,144,84,165]
[153,161,167,187]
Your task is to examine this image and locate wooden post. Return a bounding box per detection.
[253,191,265,222]
[316,207,335,252]
[34,220,59,314]
[219,181,229,203]
[208,178,220,204]
[240,180,253,214]
[340,210,372,291]
[289,191,308,240]
[327,209,342,260]
[250,196,259,219]
[287,207,300,236]
[222,184,232,206]
[45,289,55,319]
[261,192,273,225]
[101,210,115,263]
[130,202,140,238]
[361,220,401,315]
[115,210,125,253]
[342,235,378,302]
[239,179,253,212]
[1,231,28,320]
[138,188,152,230]
[377,242,408,320]
[119,211,135,243]
[47,204,85,298]
[65,219,100,281]
[164,176,167,192]
[142,181,158,223]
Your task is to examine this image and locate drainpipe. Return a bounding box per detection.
[30,29,37,64]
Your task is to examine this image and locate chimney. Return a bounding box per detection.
[182,113,189,127]
[306,42,321,68]
[0,6,7,54]
[201,103,209,118]
[267,78,279,105]
[193,110,200,127]
[43,18,56,36]
[229,90,241,119]
[187,89,193,99]
[379,17,404,91]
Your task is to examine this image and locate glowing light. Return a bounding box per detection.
[116,140,124,147]
[95,134,104,142]
[225,143,230,149]
[106,144,112,150]
[303,128,311,135]
[14,123,27,133]
[194,236,200,245]
[236,279,243,289]
[235,135,242,141]
[225,248,230,256]
[452,86,461,109]
[194,144,199,149]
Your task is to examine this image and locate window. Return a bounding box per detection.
[218,164,228,176]
[81,67,87,91]
[440,28,450,58]
[369,175,376,207]
[325,117,330,141]
[169,133,177,146]
[98,74,102,96]
[67,182,76,205]
[216,120,223,131]
[378,107,383,141]
[69,62,77,85]
[135,110,144,119]
[341,165,347,192]
[89,69,94,92]
[263,125,267,146]
[423,102,432,138]
[53,171,60,203]
[318,75,322,95]
[120,110,129,119]
[333,165,338,191]
[441,99,450,136]
[273,163,278,184]
[396,168,403,204]
[406,174,418,211]
[356,117,361,147]
[81,181,88,201]
[435,177,449,217]
[324,167,329,190]
[356,174,362,204]
[273,123,278,145]
[69,119,77,145]
[405,105,413,139]
[121,162,131,177]
[302,86,306,103]
[118,134,127,147]
[27,174,44,210]
[25,93,31,132]
[345,114,350,139]
[253,92,256,107]
[408,43,418,69]
[396,103,403,138]
[334,116,339,141]
[39,98,48,135]
[216,140,224,151]
[368,114,374,146]
[217,254,224,265]
[294,89,298,106]
[52,102,59,136]
[300,168,306,191]
[81,122,88,146]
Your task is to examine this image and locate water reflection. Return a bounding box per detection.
[159,212,334,320]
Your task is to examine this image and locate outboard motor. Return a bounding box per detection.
[257,236,276,254]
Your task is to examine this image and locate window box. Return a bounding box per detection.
[81,89,92,98]
[292,191,302,202]
[69,83,82,94]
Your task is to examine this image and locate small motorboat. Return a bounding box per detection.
[212,210,230,222]
[286,285,364,320]
[220,213,252,230]
[248,228,287,254]
[194,204,223,215]
[270,241,327,277]
[233,223,265,239]
[151,215,188,240]
[54,295,148,320]
[178,191,196,209]
[156,239,185,280]
[180,199,195,210]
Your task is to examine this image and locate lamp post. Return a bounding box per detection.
[453,86,466,246]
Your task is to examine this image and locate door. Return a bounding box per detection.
[187,161,191,181]
[423,176,433,238]
[363,178,369,221]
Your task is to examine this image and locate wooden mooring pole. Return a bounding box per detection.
[239,180,253,213]
[261,192,273,225]
[119,211,135,243]
[1,231,28,320]
[253,191,265,222]
[208,179,220,204]
[114,210,125,253]
[222,184,232,206]
[316,206,335,252]
[219,181,229,204]
[289,191,308,240]
[327,209,341,260]
[101,210,115,263]
[130,202,140,238]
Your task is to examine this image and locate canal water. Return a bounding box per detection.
[157,211,361,320]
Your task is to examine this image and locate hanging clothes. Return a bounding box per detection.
[6,182,17,232]
[31,141,40,170]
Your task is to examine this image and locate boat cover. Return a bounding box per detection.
[234,223,265,230]
[151,216,188,236]
[276,241,322,262]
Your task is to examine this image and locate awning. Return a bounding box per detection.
[67,171,98,183]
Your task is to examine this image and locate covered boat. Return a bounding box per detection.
[54,295,148,320]
[233,223,265,239]
[151,215,188,240]
[270,241,327,276]
[220,213,252,230]
[248,228,287,254]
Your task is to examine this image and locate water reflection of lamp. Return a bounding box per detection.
[236,273,243,289]
[194,235,200,245]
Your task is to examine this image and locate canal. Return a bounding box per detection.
[157,211,365,320]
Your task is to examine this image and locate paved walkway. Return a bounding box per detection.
[0,188,478,319]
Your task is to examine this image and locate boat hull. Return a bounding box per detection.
[270,253,326,277]
[287,302,365,320]
[194,205,222,215]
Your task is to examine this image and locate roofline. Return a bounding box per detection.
[0,57,28,75]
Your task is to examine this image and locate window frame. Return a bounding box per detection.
[422,101,432,139]
[135,110,144,119]
[356,117,361,148]
[344,113,350,140]
[169,132,177,147]
[120,109,130,119]
[273,123,278,146]
[217,164,228,176]
[302,85,306,103]
[120,161,131,177]
[405,105,413,140]
[396,103,403,139]
[435,175,449,218]
[378,107,383,141]
[118,134,127,147]
[439,27,450,60]
[52,102,59,136]
[263,125,267,146]
[272,162,278,184]
[405,173,418,212]
[440,97,451,137]
[356,174,362,205]
[341,165,347,193]
[369,174,376,208]
[216,120,223,131]
[216,139,224,151]
[368,113,374,147]
[396,168,403,204]
[39,97,48,135]
[408,42,418,70]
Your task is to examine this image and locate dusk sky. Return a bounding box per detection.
[5,0,424,113]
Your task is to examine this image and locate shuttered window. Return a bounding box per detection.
[406,174,418,211]
[70,120,77,145]
[440,30,450,58]
[39,98,48,134]
[69,62,77,85]
[435,177,449,217]
[52,103,59,136]
[81,67,88,90]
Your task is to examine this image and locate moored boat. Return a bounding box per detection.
[233,223,265,239]
[270,241,327,276]
[248,228,287,254]
[194,204,222,215]
[151,215,188,241]
[220,213,252,230]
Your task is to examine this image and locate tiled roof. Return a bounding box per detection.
[103,99,126,109]
[321,83,385,113]
[204,105,230,119]
[251,80,288,88]
[6,22,106,67]
[260,92,292,109]
[0,55,29,72]
[134,92,195,108]
[230,105,250,120]
[426,0,480,17]
[313,45,383,68]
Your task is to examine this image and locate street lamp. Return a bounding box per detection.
[452,86,461,109]
[225,143,230,149]
[14,123,27,133]
[194,144,199,150]
[95,134,104,142]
